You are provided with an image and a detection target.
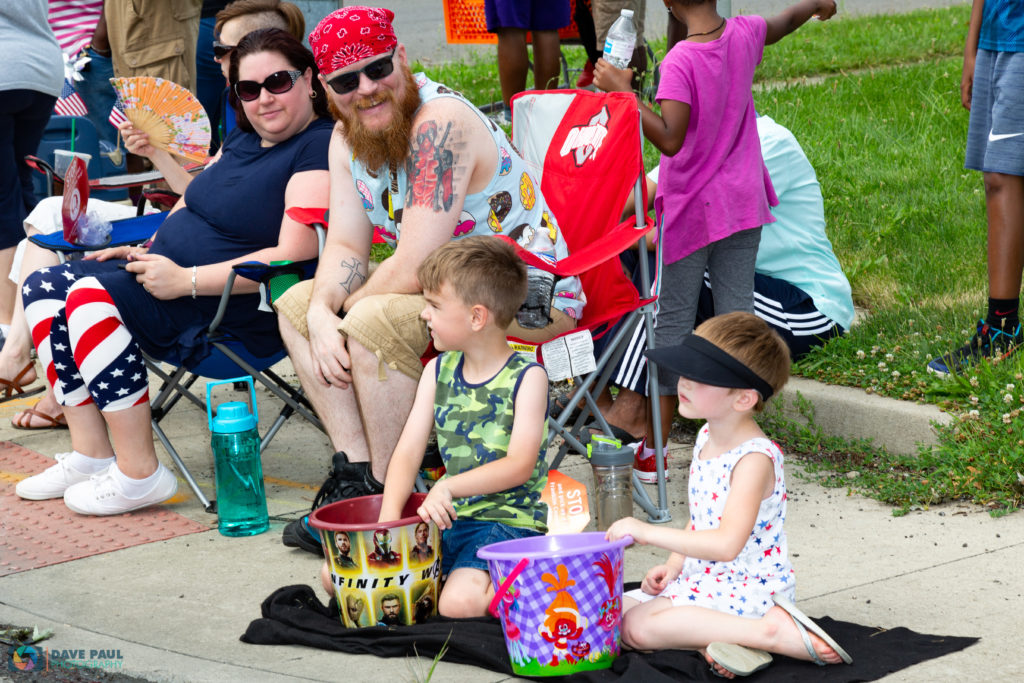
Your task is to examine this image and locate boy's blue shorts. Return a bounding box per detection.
[441,519,542,575]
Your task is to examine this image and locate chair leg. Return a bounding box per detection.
[152,418,215,513]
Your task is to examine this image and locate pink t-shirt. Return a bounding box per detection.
[654,15,778,265]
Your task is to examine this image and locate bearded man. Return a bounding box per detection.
[277,6,584,555]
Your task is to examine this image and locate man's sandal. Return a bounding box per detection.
[0,361,44,404]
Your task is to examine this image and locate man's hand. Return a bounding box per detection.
[417,480,456,530]
[306,303,353,388]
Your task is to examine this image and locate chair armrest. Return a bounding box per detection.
[28,211,167,255]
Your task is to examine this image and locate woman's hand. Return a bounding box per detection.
[641,563,680,595]
[125,253,188,299]
[306,303,353,388]
[417,480,456,530]
[119,122,157,158]
[85,244,149,262]
[593,58,634,93]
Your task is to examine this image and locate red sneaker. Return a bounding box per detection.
[633,440,669,484]
[576,60,595,88]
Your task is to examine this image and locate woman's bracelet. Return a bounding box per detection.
[191,265,197,299]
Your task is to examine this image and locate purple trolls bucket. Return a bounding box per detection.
[477,532,632,676]
[310,493,441,628]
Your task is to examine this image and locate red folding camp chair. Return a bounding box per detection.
[507,88,670,523]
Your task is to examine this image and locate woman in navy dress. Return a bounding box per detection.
[16,28,332,516]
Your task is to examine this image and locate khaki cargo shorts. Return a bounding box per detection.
[274,279,431,381]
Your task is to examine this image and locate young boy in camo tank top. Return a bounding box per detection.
[375,236,549,618]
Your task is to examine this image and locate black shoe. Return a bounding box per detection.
[927,320,1023,376]
[282,452,379,555]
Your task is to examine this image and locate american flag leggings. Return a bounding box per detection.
[23,263,150,411]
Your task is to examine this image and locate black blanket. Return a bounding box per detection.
[241,585,977,682]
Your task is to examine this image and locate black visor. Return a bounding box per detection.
[645,334,774,400]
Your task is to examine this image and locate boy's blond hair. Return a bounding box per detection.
[417,236,527,329]
[694,312,790,411]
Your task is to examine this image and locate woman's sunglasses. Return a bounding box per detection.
[212,40,236,60]
[325,52,396,95]
[233,69,304,102]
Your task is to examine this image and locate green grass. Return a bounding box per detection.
[754,57,982,310]
[413,3,1024,515]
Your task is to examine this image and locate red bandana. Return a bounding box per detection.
[309,6,397,76]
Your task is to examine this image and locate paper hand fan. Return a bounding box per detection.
[110,76,211,163]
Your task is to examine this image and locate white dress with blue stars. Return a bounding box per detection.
[627,425,795,618]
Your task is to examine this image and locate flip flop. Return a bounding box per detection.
[706,642,773,677]
[772,594,853,665]
[0,361,44,404]
[550,390,584,424]
[12,402,68,430]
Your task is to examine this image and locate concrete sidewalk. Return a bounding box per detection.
[1,363,1020,681]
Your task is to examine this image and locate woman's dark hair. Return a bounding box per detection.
[228,27,329,133]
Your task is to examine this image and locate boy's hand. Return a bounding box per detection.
[641,563,680,595]
[593,58,634,94]
[418,480,456,530]
[814,0,837,21]
[605,516,645,544]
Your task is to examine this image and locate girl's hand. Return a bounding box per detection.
[85,244,148,262]
[641,563,680,595]
[605,516,645,544]
[592,58,634,94]
[814,0,837,21]
[125,253,187,299]
[417,480,456,530]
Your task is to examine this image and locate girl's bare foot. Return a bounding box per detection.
[762,601,849,665]
[701,647,736,679]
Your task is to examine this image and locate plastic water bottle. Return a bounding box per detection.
[589,436,634,531]
[603,9,637,69]
[516,228,557,329]
[207,377,268,537]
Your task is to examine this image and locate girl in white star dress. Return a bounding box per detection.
[606,312,849,677]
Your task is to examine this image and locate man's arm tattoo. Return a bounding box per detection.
[406,119,457,212]
[338,257,367,294]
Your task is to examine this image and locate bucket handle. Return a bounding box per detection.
[488,557,529,619]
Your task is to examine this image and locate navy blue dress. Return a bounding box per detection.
[64,117,333,368]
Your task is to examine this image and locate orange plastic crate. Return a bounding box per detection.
[443,0,584,45]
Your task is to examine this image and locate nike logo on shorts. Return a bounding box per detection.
[989,130,1024,142]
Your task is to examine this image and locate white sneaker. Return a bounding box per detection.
[16,452,93,500]
[63,464,178,516]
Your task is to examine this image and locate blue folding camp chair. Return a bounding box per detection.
[30,214,325,512]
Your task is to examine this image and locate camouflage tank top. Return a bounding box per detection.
[433,351,548,530]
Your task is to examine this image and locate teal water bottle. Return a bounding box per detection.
[207,377,268,537]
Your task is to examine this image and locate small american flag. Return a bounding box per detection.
[108,94,129,128]
[54,78,88,117]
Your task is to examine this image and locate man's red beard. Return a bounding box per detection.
[328,65,421,173]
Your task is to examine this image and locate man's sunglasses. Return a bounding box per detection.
[212,40,236,59]
[233,69,304,101]
[325,52,395,95]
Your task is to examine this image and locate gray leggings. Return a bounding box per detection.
[654,226,762,395]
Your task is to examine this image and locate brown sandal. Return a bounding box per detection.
[11,401,68,430]
[0,361,45,404]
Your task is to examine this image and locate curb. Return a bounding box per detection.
[774,376,952,456]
